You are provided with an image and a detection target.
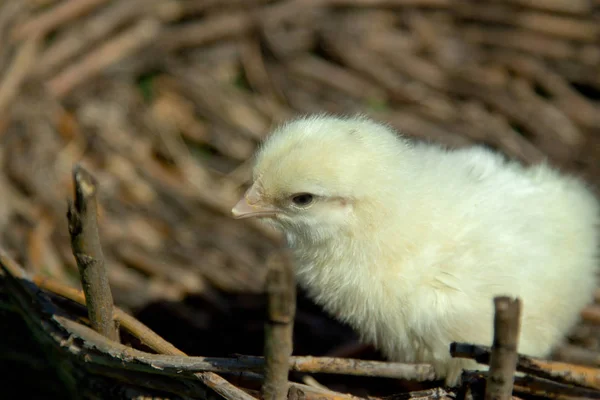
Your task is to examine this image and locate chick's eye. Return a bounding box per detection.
[291,193,314,207]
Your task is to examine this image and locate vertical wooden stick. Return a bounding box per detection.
[262,250,296,400]
[485,296,522,400]
[67,164,119,342]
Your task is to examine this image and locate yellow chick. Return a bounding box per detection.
[231,114,599,386]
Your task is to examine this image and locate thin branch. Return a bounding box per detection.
[1,249,257,400]
[12,0,111,40]
[288,382,367,400]
[289,356,435,381]
[452,342,600,391]
[197,372,258,400]
[32,274,185,356]
[263,250,296,400]
[46,18,161,97]
[67,164,119,342]
[485,297,522,400]
[0,36,40,117]
[24,262,436,381]
[51,313,432,380]
[9,254,412,397]
[34,0,155,76]
[513,375,600,399]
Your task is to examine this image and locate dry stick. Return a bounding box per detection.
[286,55,386,101]
[554,343,600,367]
[32,274,185,356]
[493,53,600,130]
[2,253,257,400]
[452,342,600,392]
[67,165,119,342]
[485,297,522,400]
[507,0,591,14]
[12,0,111,40]
[0,36,40,117]
[35,0,154,76]
[46,18,161,98]
[66,167,255,400]
[288,382,366,400]
[263,251,296,400]
[2,265,341,400]
[325,0,449,6]
[2,252,432,400]
[0,1,24,61]
[513,375,600,400]
[160,0,323,51]
[0,251,242,400]
[464,371,599,400]
[291,356,435,380]
[50,310,432,380]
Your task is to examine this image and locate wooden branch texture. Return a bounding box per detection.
[67,165,119,342]
[263,251,296,400]
[485,297,522,400]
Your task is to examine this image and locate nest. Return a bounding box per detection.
[1,0,600,399]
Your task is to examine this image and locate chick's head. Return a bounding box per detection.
[232,115,405,243]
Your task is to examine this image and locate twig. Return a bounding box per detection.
[6,255,417,394]
[380,387,455,400]
[0,250,254,400]
[160,12,254,51]
[288,382,367,400]
[46,18,161,97]
[492,53,600,130]
[32,274,185,356]
[515,11,598,42]
[287,356,435,381]
[580,304,600,325]
[34,0,154,76]
[286,55,386,101]
[50,312,434,380]
[37,264,431,382]
[452,342,600,391]
[325,0,449,6]
[67,164,119,342]
[553,343,600,367]
[485,297,522,400]
[199,373,259,400]
[263,250,296,400]
[513,375,600,399]
[12,0,111,40]
[301,375,330,391]
[241,37,288,103]
[507,0,591,14]
[0,36,40,117]
[0,1,25,66]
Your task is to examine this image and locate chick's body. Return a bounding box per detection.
[233,115,599,385]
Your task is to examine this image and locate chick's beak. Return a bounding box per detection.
[231,185,278,219]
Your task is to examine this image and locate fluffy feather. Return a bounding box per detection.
[231,114,599,385]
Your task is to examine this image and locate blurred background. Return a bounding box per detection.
[0,0,599,398]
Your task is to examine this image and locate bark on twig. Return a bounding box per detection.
[263,250,296,400]
[0,250,256,400]
[5,246,435,383]
[485,297,522,400]
[12,0,111,40]
[452,342,600,392]
[0,36,39,117]
[46,18,161,97]
[67,164,119,342]
[32,274,185,355]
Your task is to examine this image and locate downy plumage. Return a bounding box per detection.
[231,114,599,385]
